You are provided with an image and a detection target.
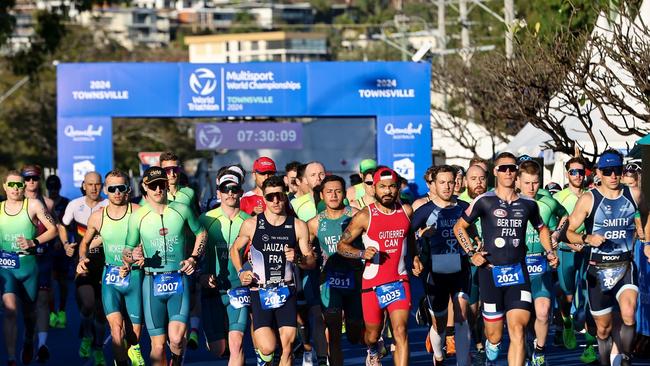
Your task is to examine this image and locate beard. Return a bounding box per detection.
[374,192,396,207]
[468,186,486,199]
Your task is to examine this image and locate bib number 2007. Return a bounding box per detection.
[153,272,183,297]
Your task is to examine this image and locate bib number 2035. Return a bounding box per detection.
[375,281,406,309]
[153,272,183,296]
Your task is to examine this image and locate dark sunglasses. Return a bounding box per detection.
[264,192,286,202]
[107,184,129,194]
[7,181,25,189]
[364,181,374,186]
[496,164,518,173]
[163,166,181,174]
[568,169,585,176]
[256,171,275,176]
[219,185,242,194]
[146,181,168,191]
[289,178,297,185]
[24,176,40,182]
[600,166,623,177]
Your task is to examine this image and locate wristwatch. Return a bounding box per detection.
[32,238,40,247]
[467,250,476,257]
[581,234,589,244]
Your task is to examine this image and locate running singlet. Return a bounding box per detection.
[411,200,469,255]
[361,203,410,288]
[0,199,36,253]
[317,207,362,269]
[240,191,265,216]
[584,186,638,257]
[249,214,295,285]
[554,188,587,247]
[62,197,108,240]
[168,186,195,206]
[199,207,251,289]
[99,204,133,266]
[463,191,544,266]
[525,194,566,254]
[125,201,204,272]
[291,194,317,222]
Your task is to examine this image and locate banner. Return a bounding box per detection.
[57,116,113,198]
[195,122,303,150]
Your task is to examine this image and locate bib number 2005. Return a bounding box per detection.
[0,251,19,269]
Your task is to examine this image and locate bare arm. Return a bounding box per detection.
[454,217,489,267]
[566,193,604,248]
[307,217,318,245]
[294,219,315,270]
[30,199,58,244]
[230,218,255,286]
[78,211,101,260]
[337,208,374,260]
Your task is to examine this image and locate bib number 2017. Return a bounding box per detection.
[104,265,129,287]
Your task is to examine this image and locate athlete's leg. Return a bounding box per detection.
[453,294,471,366]
[150,334,167,366]
[483,319,504,351]
[617,289,638,358]
[36,288,50,347]
[594,313,614,364]
[388,309,409,366]
[323,309,343,366]
[533,297,551,348]
[505,309,530,366]
[106,312,128,362]
[228,330,245,366]
[76,284,96,340]
[430,313,448,362]
[2,293,19,360]
[168,320,188,360]
[254,327,278,362]
[279,325,297,366]
[309,304,328,363]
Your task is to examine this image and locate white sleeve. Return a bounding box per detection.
[62,199,76,226]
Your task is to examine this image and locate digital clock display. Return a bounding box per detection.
[196,122,303,150]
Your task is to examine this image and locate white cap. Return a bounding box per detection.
[228,166,244,177]
[218,174,240,186]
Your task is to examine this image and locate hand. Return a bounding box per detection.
[644,244,650,263]
[239,270,255,286]
[179,257,197,275]
[119,265,130,278]
[546,252,559,268]
[285,247,295,263]
[586,234,606,247]
[551,231,560,249]
[76,257,89,275]
[253,205,264,215]
[200,274,217,288]
[133,245,144,261]
[412,256,424,276]
[470,251,489,267]
[362,247,378,260]
[64,242,78,257]
[417,226,436,239]
[17,236,36,250]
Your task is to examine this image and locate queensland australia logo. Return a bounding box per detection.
[384,123,422,140]
[197,125,223,149]
[188,68,219,112]
[65,125,103,142]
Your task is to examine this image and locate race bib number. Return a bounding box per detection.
[431,253,462,274]
[492,263,525,287]
[153,272,183,297]
[596,264,628,292]
[227,287,251,309]
[327,271,354,290]
[103,265,129,287]
[375,281,406,309]
[0,251,19,269]
[259,285,290,310]
[525,255,547,277]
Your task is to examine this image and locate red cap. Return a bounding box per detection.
[373,167,398,185]
[253,157,277,173]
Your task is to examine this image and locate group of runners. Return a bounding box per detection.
[0,149,648,366]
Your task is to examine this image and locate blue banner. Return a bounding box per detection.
[636,241,650,336]
[377,115,431,193]
[196,122,303,150]
[57,116,113,199]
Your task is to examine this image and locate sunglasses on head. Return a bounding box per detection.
[219,185,242,194]
[7,181,25,189]
[264,192,285,202]
[624,163,641,173]
[163,166,181,174]
[496,164,518,173]
[568,168,585,176]
[600,166,623,177]
[146,181,168,191]
[107,184,129,194]
[24,176,40,182]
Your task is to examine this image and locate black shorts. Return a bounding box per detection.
[425,260,471,316]
[586,261,638,316]
[75,249,104,292]
[478,263,532,321]
[250,287,297,331]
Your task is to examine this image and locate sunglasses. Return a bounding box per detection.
[289,178,297,185]
[163,166,181,174]
[496,164,518,173]
[264,192,286,202]
[568,169,585,176]
[219,185,242,194]
[107,184,129,194]
[364,181,374,186]
[146,181,168,191]
[600,166,623,177]
[24,176,40,182]
[624,163,641,173]
[256,171,275,176]
[7,181,25,189]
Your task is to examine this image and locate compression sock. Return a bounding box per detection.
[620,323,636,354]
[455,321,471,366]
[597,336,613,366]
[93,319,106,348]
[190,316,199,331]
[309,306,328,360]
[610,353,622,366]
[80,314,93,338]
[170,352,184,366]
[429,325,445,360]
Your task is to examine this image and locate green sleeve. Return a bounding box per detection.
[199,214,217,275]
[182,204,205,236]
[125,210,141,249]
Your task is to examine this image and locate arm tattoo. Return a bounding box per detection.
[340,230,353,243]
[42,210,56,226]
[195,234,206,257]
[340,249,361,259]
[456,228,473,253]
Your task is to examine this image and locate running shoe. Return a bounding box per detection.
[93,349,106,366]
[187,329,199,350]
[446,334,456,356]
[433,356,446,365]
[485,342,500,362]
[563,323,577,350]
[303,350,314,366]
[377,337,388,358]
[425,333,433,353]
[79,337,92,358]
[531,351,546,366]
[365,351,382,366]
[55,310,66,329]
[620,353,632,366]
[128,344,146,366]
[579,344,598,364]
[49,312,58,328]
[36,345,50,363]
[21,340,34,365]
[473,349,486,366]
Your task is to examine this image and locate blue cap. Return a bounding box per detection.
[597,152,623,169]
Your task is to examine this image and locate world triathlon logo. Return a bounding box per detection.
[196,124,223,149]
[189,68,217,96]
